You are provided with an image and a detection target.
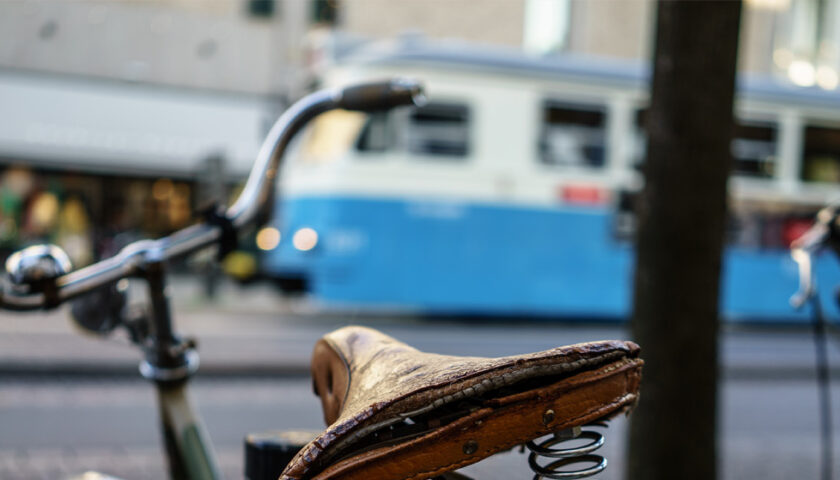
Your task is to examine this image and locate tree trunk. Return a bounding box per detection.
[627,2,742,480]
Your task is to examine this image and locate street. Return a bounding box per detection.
[0,279,839,479]
[1,375,838,479]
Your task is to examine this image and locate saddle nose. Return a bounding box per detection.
[311,338,351,425]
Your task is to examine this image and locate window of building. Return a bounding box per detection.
[406,103,470,158]
[731,121,777,179]
[769,0,840,90]
[540,102,606,168]
[523,0,571,54]
[247,0,276,18]
[801,124,840,183]
[312,0,339,25]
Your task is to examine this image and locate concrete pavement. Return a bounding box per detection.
[0,275,838,379]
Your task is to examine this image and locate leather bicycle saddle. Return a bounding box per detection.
[280,326,643,480]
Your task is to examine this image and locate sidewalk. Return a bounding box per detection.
[1,275,838,378]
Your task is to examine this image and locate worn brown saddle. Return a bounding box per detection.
[280,326,643,480]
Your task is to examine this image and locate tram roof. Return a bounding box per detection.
[337,35,840,110]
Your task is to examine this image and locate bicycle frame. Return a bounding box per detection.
[0,79,424,480]
[158,381,221,479]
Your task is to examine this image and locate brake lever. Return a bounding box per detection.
[789,216,831,309]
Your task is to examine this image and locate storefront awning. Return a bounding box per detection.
[0,69,282,178]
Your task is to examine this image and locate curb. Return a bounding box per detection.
[0,361,311,378]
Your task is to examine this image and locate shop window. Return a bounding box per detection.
[406,103,470,158]
[540,102,606,168]
[801,124,840,184]
[732,121,777,179]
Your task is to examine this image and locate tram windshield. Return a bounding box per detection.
[300,109,366,164]
[355,102,471,159]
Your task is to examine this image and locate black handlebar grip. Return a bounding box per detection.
[338,78,426,112]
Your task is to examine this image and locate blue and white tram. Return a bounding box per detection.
[262,38,840,322]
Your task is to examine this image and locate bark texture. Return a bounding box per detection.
[627,2,742,480]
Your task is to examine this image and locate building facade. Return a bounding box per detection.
[1,0,837,266]
[0,0,309,95]
[0,0,312,264]
[337,0,840,88]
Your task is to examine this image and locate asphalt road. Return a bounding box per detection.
[0,375,838,480]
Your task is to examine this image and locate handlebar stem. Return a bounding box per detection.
[138,261,199,384]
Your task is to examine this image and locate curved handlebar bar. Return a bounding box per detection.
[0,79,425,311]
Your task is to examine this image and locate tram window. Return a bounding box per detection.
[801,125,840,184]
[406,103,470,157]
[633,110,777,179]
[540,102,606,168]
[732,122,776,179]
[635,108,648,128]
[356,113,389,153]
[632,108,648,168]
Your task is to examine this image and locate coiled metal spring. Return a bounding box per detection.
[526,423,608,479]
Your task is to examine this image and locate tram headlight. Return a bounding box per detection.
[292,227,319,252]
[256,227,281,251]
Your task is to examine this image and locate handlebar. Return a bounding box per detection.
[0,79,425,311]
[790,205,840,308]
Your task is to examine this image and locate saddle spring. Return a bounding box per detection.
[525,422,608,479]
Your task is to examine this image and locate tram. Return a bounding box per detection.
[261,37,840,321]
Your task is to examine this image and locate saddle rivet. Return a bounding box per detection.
[462,440,478,455]
[542,409,556,425]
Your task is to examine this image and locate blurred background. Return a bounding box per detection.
[0,0,838,479]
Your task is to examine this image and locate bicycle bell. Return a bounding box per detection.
[5,244,72,290]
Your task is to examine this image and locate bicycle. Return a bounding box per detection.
[0,79,643,480]
[789,204,839,480]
